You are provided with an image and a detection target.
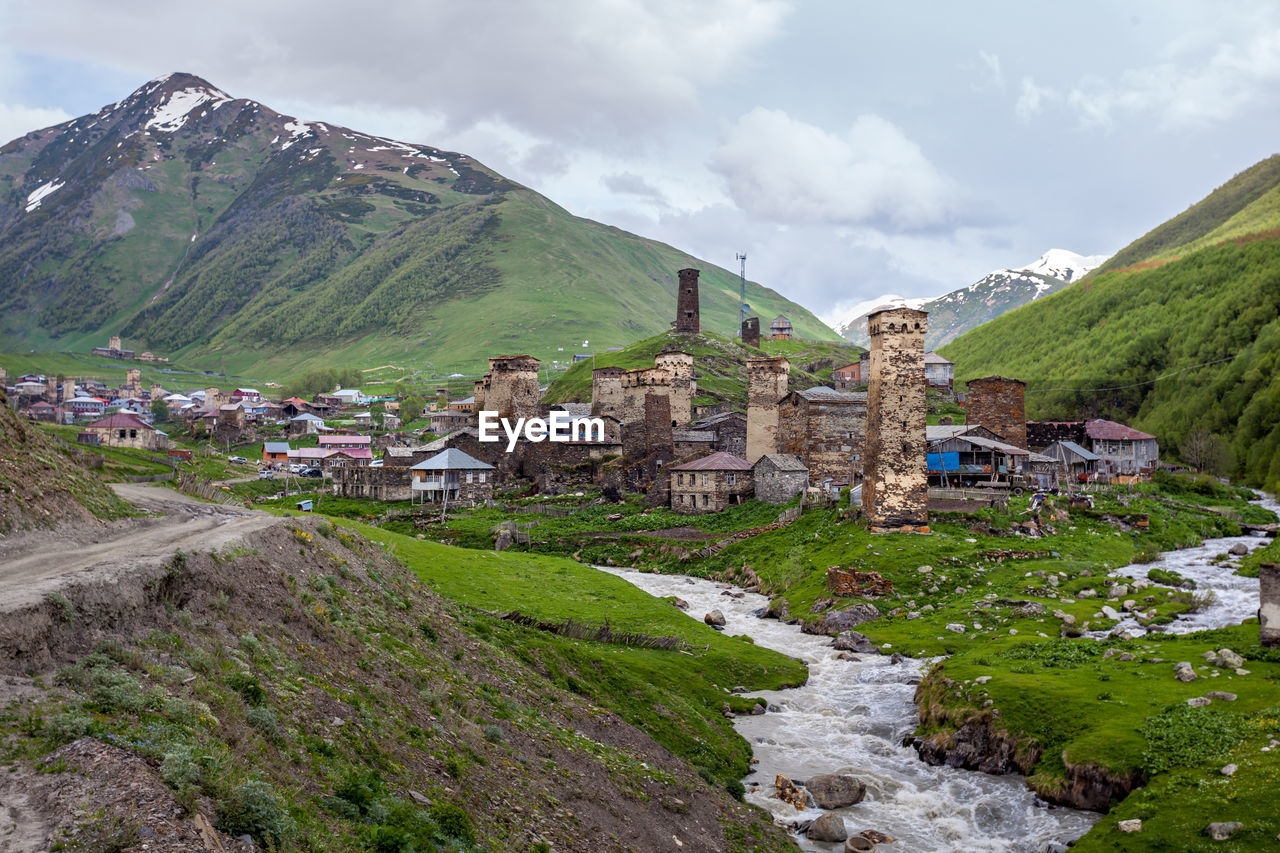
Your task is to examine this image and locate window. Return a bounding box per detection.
[129,429,137,438]
[466,472,474,484]
[478,472,486,483]
[701,494,709,506]
[700,473,708,486]
[727,473,736,485]
[118,429,125,438]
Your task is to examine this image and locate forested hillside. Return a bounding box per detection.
[943,206,1280,492]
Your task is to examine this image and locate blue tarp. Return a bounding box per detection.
[927,451,960,472]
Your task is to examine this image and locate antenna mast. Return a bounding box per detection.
[736,252,748,329]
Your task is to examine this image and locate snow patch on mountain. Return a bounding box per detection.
[145,86,232,133]
[1010,248,1108,284]
[825,294,933,338]
[25,180,65,212]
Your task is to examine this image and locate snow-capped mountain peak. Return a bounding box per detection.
[1011,248,1108,284]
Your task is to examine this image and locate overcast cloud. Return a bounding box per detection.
[2,0,1279,330]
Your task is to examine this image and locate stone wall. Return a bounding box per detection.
[675,267,700,333]
[484,355,540,420]
[591,366,625,420]
[862,307,929,531]
[332,466,413,501]
[1261,564,1280,647]
[741,317,761,349]
[776,391,866,484]
[746,356,789,463]
[621,366,670,458]
[753,457,808,504]
[1026,421,1085,451]
[965,376,1027,449]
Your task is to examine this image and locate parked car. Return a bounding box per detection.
[300,468,323,478]
[257,470,274,480]
[228,455,248,464]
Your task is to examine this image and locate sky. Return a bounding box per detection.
[3,0,1280,328]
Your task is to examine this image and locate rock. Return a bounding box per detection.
[773,774,808,810]
[1221,764,1237,777]
[807,812,848,843]
[493,528,514,551]
[1101,605,1121,620]
[833,631,877,653]
[1117,652,1135,662]
[672,597,689,610]
[859,830,895,845]
[765,599,790,620]
[1206,691,1238,702]
[1217,648,1245,668]
[1118,819,1142,833]
[1103,648,1118,659]
[704,610,726,627]
[1187,696,1211,707]
[813,603,883,634]
[945,623,966,633]
[1122,599,1137,611]
[845,837,875,853]
[918,565,933,573]
[1047,574,1060,587]
[1078,588,1098,598]
[1174,662,1198,682]
[889,652,906,664]
[1205,822,1243,841]
[751,703,766,715]
[805,773,867,809]
[1229,543,1249,556]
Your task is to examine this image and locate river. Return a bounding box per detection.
[597,493,1277,852]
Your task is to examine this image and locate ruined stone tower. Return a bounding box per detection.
[150,383,165,402]
[675,268,700,334]
[204,387,222,408]
[862,307,928,532]
[484,355,540,421]
[746,356,789,463]
[108,334,122,352]
[127,368,142,394]
[741,316,761,349]
[621,367,671,459]
[655,351,695,429]
[63,380,78,404]
[591,366,625,420]
[965,376,1027,449]
[472,378,488,417]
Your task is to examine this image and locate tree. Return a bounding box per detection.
[1181,425,1232,476]
[401,395,425,424]
[151,399,169,423]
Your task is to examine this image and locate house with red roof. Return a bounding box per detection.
[78,411,167,451]
[669,451,754,514]
[1084,419,1159,479]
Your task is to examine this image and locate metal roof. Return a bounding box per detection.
[928,432,1029,456]
[924,352,953,364]
[551,403,592,416]
[85,412,154,431]
[670,451,753,471]
[672,430,715,442]
[1045,440,1100,462]
[263,442,291,454]
[410,448,495,471]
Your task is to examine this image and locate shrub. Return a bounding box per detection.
[246,706,280,740]
[724,778,746,801]
[428,801,474,844]
[44,709,96,744]
[483,724,503,743]
[87,667,146,715]
[44,592,76,623]
[226,671,267,707]
[1140,704,1250,775]
[1147,567,1195,588]
[218,780,296,848]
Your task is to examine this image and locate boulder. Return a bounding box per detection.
[1186,697,1211,707]
[833,631,877,653]
[1101,605,1121,621]
[1174,662,1198,682]
[1217,648,1245,668]
[807,812,848,843]
[1228,543,1249,556]
[945,623,966,634]
[1220,764,1237,777]
[1118,819,1142,833]
[493,528,514,552]
[1206,691,1238,702]
[1205,822,1243,841]
[773,774,808,810]
[671,597,689,610]
[805,774,866,809]
[845,837,875,853]
[810,603,882,635]
[704,610,726,627]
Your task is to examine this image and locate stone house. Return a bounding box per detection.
[289,413,325,436]
[78,411,167,451]
[776,386,867,485]
[410,448,495,505]
[331,466,413,501]
[924,352,954,389]
[669,452,754,514]
[672,429,716,459]
[753,454,808,504]
[693,411,747,458]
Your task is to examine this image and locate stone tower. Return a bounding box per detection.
[621,367,670,459]
[127,368,142,394]
[965,376,1027,449]
[484,355,540,421]
[44,375,57,402]
[591,366,625,420]
[204,387,222,408]
[473,378,488,415]
[746,356,789,462]
[1261,563,1280,647]
[63,380,77,404]
[741,316,761,349]
[862,307,928,532]
[655,351,695,429]
[675,268,700,334]
[108,334,122,352]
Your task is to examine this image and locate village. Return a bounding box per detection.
[7,267,1163,526]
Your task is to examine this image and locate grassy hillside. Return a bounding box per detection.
[1094,155,1280,274]
[542,328,864,408]
[0,74,835,380]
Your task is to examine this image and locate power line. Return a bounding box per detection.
[1025,353,1243,394]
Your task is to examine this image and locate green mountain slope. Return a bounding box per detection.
[0,73,835,377]
[941,160,1280,492]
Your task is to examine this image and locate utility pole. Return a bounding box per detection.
[736,253,748,332]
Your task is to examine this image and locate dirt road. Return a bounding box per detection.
[0,484,280,613]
